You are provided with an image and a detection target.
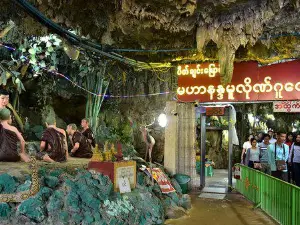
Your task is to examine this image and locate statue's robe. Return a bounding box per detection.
[81,128,95,148]
[0,124,20,162]
[71,131,93,158]
[36,128,66,162]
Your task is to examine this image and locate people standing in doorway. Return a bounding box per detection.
[241,134,254,164]
[259,134,271,174]
[268,131,289,182]
[285,132,294,148]
[245,138,261,170]
[286,132,294,183]
[289,134,300,187]
[268,129,277,144]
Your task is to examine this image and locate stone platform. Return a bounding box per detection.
[0,157,90,178]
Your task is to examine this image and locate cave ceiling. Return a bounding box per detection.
[1,0,300,83]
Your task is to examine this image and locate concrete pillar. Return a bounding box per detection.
[164,101,198,189]
[177,103,198,188]
[164,101,178,175]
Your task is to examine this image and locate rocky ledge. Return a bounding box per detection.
[0,164,191,225]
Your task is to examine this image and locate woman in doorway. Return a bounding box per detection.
[286,132,294,150]
[245,138,261,170]
[241,134,254,165]
[289,134,300,187]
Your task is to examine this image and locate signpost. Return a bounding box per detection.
[273,101,300,112]
[114,161,136,192]
[177,60,300,103]
[88,160,136,193]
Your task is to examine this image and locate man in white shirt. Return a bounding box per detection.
[241,134,254,164]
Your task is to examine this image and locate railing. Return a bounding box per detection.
[235,164,300,225]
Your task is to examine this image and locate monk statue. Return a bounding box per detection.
[0,89,24,132]
[81,118,96,148]
[0,108,30,162]
[36,117,68,163]
[66,124,93,158]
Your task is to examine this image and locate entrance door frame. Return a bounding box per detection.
[199,105,234,191]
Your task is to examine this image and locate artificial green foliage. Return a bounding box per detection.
[17,34,62,74]
[122,143,138,158]
[96,112,134,145]
[0,60,25,93]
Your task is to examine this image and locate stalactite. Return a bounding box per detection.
[196,0,300,85]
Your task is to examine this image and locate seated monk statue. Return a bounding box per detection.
[66,123,93,158]
[0,108,30,162]
[0,89,23,132]
[36,117,68,163]
[81,118,96,148]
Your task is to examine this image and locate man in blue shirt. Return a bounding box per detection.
[268,131,289,182]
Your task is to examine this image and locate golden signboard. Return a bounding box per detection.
[113,161,136,192]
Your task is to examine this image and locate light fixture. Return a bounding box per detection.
[158,113,167,128]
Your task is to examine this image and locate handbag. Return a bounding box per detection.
[254,163,262,169]
[275,144,286,171]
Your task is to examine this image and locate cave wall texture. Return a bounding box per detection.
[2,0,300,83]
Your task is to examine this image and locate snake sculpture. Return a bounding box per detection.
[0,156,40,202]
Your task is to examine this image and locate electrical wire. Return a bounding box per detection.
[13,0,174,70]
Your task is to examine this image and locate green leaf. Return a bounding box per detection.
[1,72,7,85]
[53,41,61,46]
[20,82,26,91]
[11,71,20,77]
[39,61,46,68]
[78,72,85,77]
[47,46,54,52]
[51,52,57,61]
[29,57,37,65]
[28,48,36,55]
[33,66,40,72]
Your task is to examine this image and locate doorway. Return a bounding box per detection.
[195,105,237,193]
